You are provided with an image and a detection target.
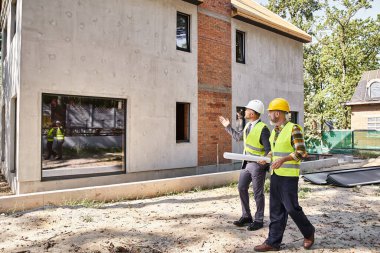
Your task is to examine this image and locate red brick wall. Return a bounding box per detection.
[198,1,232,166]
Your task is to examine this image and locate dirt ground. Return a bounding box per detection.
[0,160,379,253]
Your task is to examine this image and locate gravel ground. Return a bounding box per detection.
[0,158,379,252]
[0,178,379,252]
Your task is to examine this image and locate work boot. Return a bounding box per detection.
[247,221,263,231]
[303,232,315,249]
[254,243,280,252]
[233,217,253,227]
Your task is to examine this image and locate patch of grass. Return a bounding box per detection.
[63,199,104,208]
[227,182,238,188]
[192,186,202,192]
[351,186,361,193]
[81,214,93,223]
[298,187,312,199]
[352,150,380,159]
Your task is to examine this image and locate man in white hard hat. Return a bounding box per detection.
[219,100,271,231]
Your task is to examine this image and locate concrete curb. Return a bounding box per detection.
[0,158,341,212]
[301,158,339,173]
[0,170,240,213]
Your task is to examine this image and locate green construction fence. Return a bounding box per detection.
[306,130,380,154]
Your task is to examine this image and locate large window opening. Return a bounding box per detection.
[176,102,190,142]
[41,94,126,179]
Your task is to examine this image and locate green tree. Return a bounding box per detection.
[267,0,322,34]
[267,0,324,139]
[268,0,380,134]
[320,0,380,129]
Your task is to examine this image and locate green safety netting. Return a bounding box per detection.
[306,130,380,154]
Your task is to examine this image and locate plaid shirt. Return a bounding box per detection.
[268,121,307,161]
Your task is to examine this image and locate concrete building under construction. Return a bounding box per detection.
[0,0,311,194]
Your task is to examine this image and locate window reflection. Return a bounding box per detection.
[177,12,190,52]
[41,94,126,178]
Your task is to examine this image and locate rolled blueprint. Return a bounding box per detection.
[223,152,271,163]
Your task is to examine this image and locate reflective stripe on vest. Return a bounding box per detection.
[243,121,267,156]
[269,122,301,177]
[47,128,55,142]
[56,128,64,141]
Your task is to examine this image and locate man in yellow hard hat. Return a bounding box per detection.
[219,100,271,231]
[254,98,315,252]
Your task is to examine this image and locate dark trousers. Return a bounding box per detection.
[266,173,314,248]
[238,162,267,222]
[56,140,64,158]
[45,141,56,159]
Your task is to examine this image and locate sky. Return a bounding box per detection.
[257,0,380,20]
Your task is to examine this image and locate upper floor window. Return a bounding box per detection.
[236,30,245,64]
[176,12,190,52]
[367,80,380,99]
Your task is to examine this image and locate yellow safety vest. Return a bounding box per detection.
[243,121,267,156]
[47,128,55,142]
[56,127,64,141]
[269,122,301,177]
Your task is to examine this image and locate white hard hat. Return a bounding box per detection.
[245,100,264,114]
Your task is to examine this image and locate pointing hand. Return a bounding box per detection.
[219,116,230,127]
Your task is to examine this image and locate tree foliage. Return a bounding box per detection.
[267,0,380,138]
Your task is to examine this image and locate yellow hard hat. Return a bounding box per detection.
[268,98,290,112]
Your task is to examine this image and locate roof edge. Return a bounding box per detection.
[231,0,312,43]
[182,0,204,5]
[346,100,380,106]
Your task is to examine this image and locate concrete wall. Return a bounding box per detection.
[15,0,198,192]
[0,0,22,192]
[0,0,308,194]
[351,104,380,130]
[231,19,304,153]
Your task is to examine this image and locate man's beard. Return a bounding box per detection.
[269,116,279,126]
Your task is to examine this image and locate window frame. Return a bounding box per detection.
[40,93,127,181]
[236,30,246,64]
[176,12,191,53]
